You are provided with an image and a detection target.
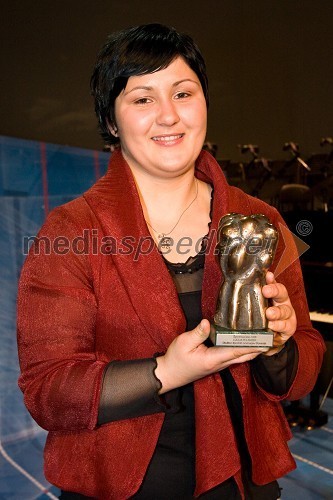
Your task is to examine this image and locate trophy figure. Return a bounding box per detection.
[211,213,278,347]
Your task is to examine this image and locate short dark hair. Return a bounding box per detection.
[90,23,209,146]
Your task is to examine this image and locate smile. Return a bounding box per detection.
[151,134,184,144]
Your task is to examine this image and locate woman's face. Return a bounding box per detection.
[113,57,207,180]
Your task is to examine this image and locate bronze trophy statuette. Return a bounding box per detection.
[211,213,279,348]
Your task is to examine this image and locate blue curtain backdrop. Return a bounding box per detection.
[0,135,109,499]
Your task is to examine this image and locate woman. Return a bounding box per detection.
[17,24,325,499]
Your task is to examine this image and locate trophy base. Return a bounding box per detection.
[211,325,274,348]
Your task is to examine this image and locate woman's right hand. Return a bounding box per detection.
[155,319,268,394]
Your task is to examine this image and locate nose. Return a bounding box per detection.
[156,98,180,127]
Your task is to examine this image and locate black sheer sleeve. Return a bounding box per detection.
[98,358,167,425]
[251,337,299,395]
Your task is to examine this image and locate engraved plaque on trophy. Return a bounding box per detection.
[210,213,278,347]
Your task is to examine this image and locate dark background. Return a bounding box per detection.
[1,0,333,161]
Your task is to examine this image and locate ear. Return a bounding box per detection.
[106,118,118,137]
[110,126,118,137]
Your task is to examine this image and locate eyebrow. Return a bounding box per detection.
[124,78,200,96]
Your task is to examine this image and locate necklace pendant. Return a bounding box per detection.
[159,235,173,252]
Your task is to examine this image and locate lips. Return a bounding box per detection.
[151,134,184,145]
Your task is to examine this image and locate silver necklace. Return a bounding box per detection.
[146,178,198,251]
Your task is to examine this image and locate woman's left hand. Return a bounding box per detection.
[262,271,297,356]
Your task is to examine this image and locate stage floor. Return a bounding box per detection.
[279,396,333,499]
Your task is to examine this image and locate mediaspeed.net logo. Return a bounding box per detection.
[21,219,312,270]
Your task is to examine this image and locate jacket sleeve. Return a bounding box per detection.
[252,206,326,401]
[17,205,170,432]
[17,205,109,431]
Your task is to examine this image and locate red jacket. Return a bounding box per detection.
[17,149,325,498]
